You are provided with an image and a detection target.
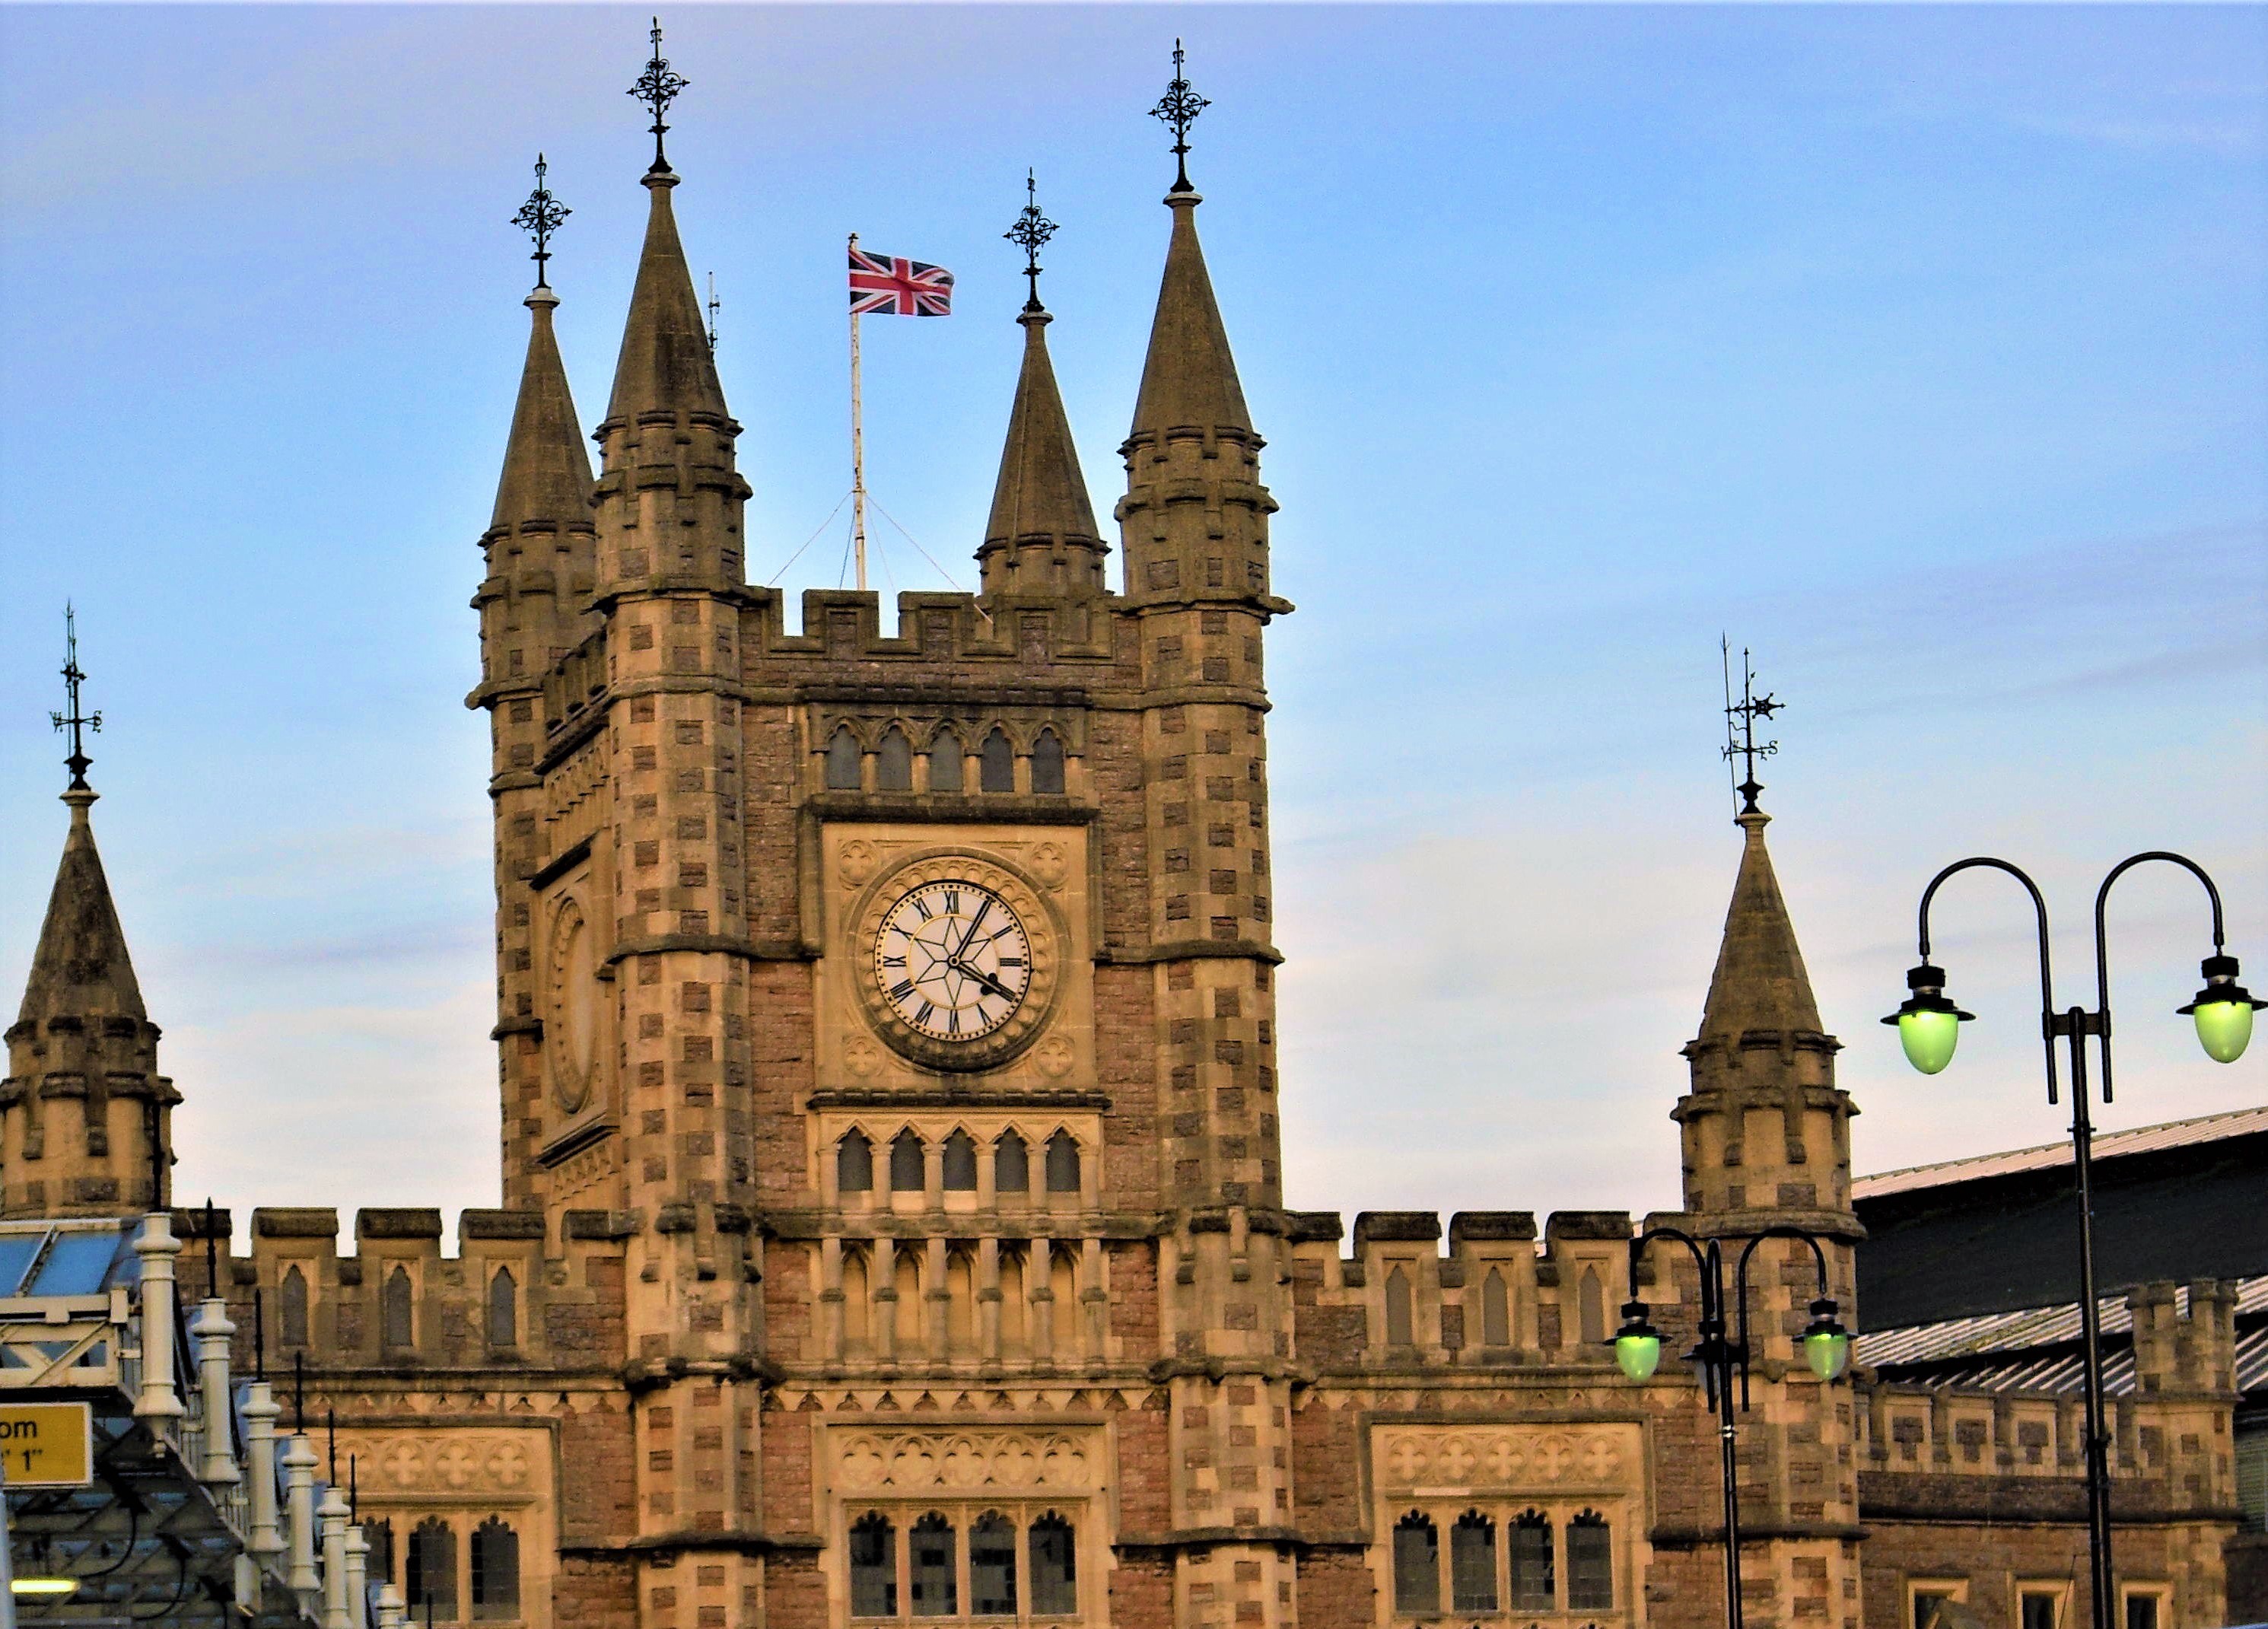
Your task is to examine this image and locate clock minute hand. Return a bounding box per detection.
[949,897,993,963]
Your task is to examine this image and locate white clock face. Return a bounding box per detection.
[873,880,1032,1041]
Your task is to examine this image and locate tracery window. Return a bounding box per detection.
[928,729,965,792]
[1510,1510,1554,1608]
[1567,1510,1613,1611]
[877,727,914,791]
[1451,1511,1497,1612]
[408,1516,457,1618]
[1029,1513,1077,1615]
[361,1519,394,1588]
[839,1130,875,1195]
[487,1266,517,1347]
[891,1130,926,1192]
[970,1512,1018,1615]
[911,1513,959,1616]
[851,1513,899,1618]
[994,1131,1029,1195]
[470,1516,520,1619]
[980,728,1015,793]
[1392,1512,1440,1615]
[827,726,864,790]
[942,1130,978,1192]
[847,1507,1083,1624]
[1043,1131,1080,1195]
[1031,730,1065,794]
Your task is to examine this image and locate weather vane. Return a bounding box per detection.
[511,154,570,288]
[629,17,689,173]
[1720,638,1781,816]
[1150,39,1210,194]
[51,604,100,793]
[706,271,720,353]
[1004,170,1058,313]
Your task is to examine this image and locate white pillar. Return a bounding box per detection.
[132,1212,186,1423]
[375,1582,406,1629]
[318,1477,352,1629]
[243,1381,285,1559]
[344,1517,371,1629]
[191,1297,240,1484]
[283,1431,320,1596]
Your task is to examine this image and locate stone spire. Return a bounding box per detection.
[3,791,176,1217]
[490,285,593,537]
[1696,810,1824,1044]
[603,173,727,429]
[1129,192,1252,440]
[978,310,1106,597]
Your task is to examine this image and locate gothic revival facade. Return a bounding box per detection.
[5,65,2247,1629]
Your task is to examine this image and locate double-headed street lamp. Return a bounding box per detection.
[1882,850,2259,1629]
[1612,1224,1852,1629]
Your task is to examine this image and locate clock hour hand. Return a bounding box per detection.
[950,959,1019,1004]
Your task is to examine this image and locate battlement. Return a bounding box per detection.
[172,1205,629,1379]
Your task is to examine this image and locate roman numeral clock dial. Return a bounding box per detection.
[873,880,1032,1041]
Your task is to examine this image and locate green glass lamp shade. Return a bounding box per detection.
[2177,956,2258,1064]
[1802,1299,1852,1381]
[1613,1302,1662,1380]
[1882,963,1972,1075]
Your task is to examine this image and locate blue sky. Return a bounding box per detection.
[2,5,2263,1245]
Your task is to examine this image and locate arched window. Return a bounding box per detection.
[408,1516,457,1618]
[279,1265,309,1346]
[1451,1510,1498,1612]
[1029,1512,1077,1615]
[942,1130,978,1192]
[1511,1511,1554,1610]
[980,727,1015,793]
[910,1512,958,1616]
[1579,1263,1607,1346]
[994,1131,1029,1195]
[838,1130,874,1195]
[850,1513,898,1618]
[970,1511,1017,1615]
[876,726,913,791]
[1385,1265,1414,1347]
[1031,729,1066,794]
[1482,1267,1511,1347]
[1044,1131,1080,1195]
[1392,1512,1439,1615]
[363,1518,394,1587]
[826,726,863,790]
[471,1516,520,1619]
[487,1266,517,1348]
[891,1130,926,1192]
[383,1265,414,1349]
[928,728,964,791]
[1567,1510,1613,1610]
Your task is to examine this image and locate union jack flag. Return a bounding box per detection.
[848,246,955,317]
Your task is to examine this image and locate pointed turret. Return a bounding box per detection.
[491,286,593,536]
[1696,810,1824,1043]
[603,173,727,429]
[979,302,1106,596]
[1130,193,1252,440]
[17,793,145,1031]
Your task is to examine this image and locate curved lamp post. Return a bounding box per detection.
[1882,851,2258,1629]
[1614,1224,1850,1629]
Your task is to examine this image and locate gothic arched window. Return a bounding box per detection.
[1392,1512,1439,1615]
[838,1130,873,1195]
[1579,1263,1607,1346]
[1482,1267,1511,1347]
[471,1516,520,1620]
[876,726,913,791]
[927,728,964,791]
[970,1511,1017,1615]
[910,1513,958,1616]
[826,727,863,791]
[1511,1511,1554,1609]
[1031,729,1066,794]
[890,1130,925,1192]
[362,1519,394,1587]
[487,1266,517,1348]
[408,1516,457,1618]
[1452,1510,1498,1612]
[994,1131,1029,1195]
[1567,1510,1613,1610]
[279,1265,309,1347]
[980,727,1015,793]
[942,1130,978,1192]
[1043,1131,1080,1195]
[383,1265,414,1350]
[1385,1265,1415,1347]
[851,1513,897,1617]
[1029,1511,1077,1615]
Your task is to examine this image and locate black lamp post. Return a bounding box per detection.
[1882,851,2258,1629]
[1613,1224,1851,1629]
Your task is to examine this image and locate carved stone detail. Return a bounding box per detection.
[1373,1424,1641,1493]
[366,1431,536,1494]
[833,1430,1097,1493]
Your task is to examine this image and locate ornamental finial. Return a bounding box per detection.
[511,153,571,288]
[50,603,100,794]
[629,17,689,174]
[1149,38,1210,195]
[1004,169,1058,314]
[1720,637,1782,819]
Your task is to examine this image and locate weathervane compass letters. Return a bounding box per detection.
[1721,637,1780,816]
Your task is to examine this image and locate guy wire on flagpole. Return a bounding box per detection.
[847,233,870,593]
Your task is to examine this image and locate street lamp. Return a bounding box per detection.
[1882,850,2257,1629]
[1615,1224,1850,1629]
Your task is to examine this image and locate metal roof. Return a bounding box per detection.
[1853,1105,2268,1201]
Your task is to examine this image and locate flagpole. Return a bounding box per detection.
[848,234,869,593]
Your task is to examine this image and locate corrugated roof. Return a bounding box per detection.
[1853,1106,2268,1201]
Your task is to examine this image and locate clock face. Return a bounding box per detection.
[873,880,1032,1041]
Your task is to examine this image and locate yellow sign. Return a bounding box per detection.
[0,1402,93,1487]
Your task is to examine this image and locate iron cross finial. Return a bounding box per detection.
[1720,637,1781,817]
[511,153,571,288]
[629,17,689,173]
[50,603,100,792]
[1150,38,1210,194]
[1004,169,1058,314]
